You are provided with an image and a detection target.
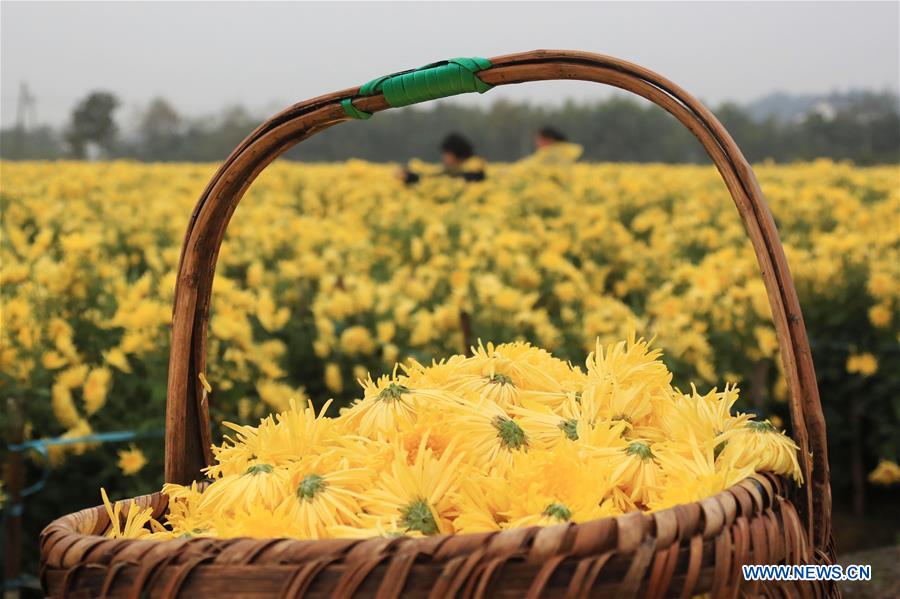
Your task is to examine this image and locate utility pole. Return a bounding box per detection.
[13,82,37,156]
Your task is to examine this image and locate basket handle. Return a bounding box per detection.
[165,50,832,554]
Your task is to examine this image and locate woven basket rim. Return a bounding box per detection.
[41,469,830,598]
[42,472,788,567]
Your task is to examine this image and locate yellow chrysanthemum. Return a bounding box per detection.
[324,362,343,393]
[446,341,579,408]
[207,399,337,477]
[396,406,458,462]
[400,355,470,387]
[572,418,630,452]
[716,420,804,483]
[846,352,878,377]
[82,367,112,415]
[608,440,664,507]
[100,488,163,539]
[337,372,460,438]
[199,463,291,513]
[580,335,672,427]
[508,398,579,449]
[157,482,212,538]
[656,385,751,452]
[208,500,300,539]
[117,445,147,476]
[276,460,371,539]
[360,436,465,535]
[868,460,900,485]
[452,474,510,533]
[650,437,756,511]
[444,400,531,473]
[503,444,622,528]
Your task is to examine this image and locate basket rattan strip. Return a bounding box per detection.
[41,475,828,597]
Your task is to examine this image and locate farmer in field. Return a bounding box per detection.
[401,133,487,185]
[521,126,583,166]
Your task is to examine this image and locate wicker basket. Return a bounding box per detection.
[40,50,837,598]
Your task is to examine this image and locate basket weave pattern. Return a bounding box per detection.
[40,50,837,598]
[42,475,815,597]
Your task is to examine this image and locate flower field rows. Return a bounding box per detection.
[1,159,898,502]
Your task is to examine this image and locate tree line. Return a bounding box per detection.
[2,90,898,164]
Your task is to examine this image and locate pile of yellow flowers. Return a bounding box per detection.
[108,336,801,540]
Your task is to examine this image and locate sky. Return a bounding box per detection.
[2,1,898,128]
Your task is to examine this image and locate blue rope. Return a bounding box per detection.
[3,574,40,591]
[8,429,163,453]
[5,429,163,498]
[1,429,164,592]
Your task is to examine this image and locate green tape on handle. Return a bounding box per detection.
[342,57,493,119]
[340,98,372,120]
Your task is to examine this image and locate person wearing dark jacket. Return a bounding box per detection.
[402,133,486,185]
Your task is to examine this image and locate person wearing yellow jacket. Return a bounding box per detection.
[520,127,583,166]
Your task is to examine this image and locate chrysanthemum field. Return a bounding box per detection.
[1,159,897,540]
